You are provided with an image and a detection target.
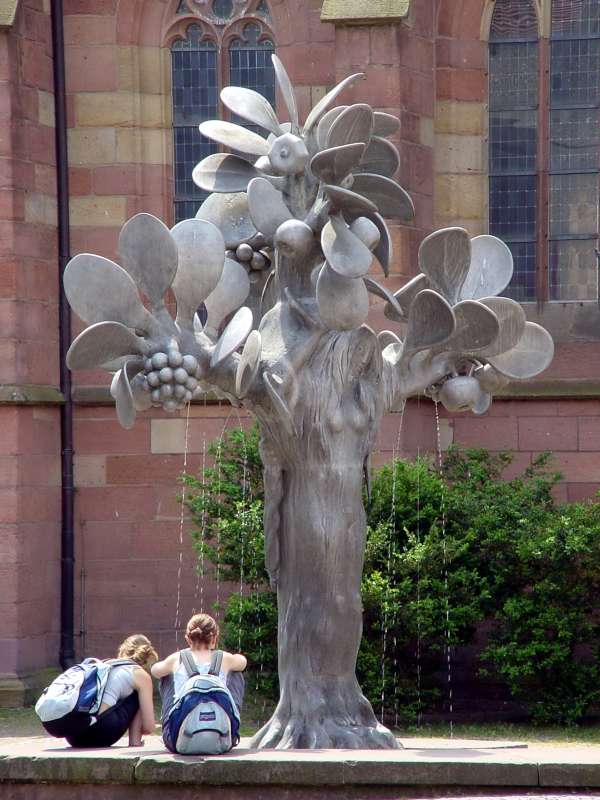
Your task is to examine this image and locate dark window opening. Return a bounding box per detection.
[171,15,275,224]
[488,0,600,302]
[489,0,539,302]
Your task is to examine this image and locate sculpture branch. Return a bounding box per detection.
[382,350,454,412]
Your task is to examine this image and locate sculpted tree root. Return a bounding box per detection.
[251,679,399,750]
[63,55,555,749]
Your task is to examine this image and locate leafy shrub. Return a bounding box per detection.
[184,427,277,700]
[481,500,600,724]
[184,425,600,725]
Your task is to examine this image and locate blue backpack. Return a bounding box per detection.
[35,658,134,738]
[163,650,241,755]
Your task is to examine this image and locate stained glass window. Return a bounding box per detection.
[548,0,600,300]
[488,0,600,303]
[171,11,276,224]
[229,24,275,137]
[171,25,218,223]
[552,0,600,38]
[489,0,538,40]
[489,0,539,302]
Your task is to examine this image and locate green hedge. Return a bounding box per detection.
[184,426,600,725]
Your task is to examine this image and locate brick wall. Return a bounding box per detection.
[372,396,600,503]
[73,401,254,658]
[64,0,172,265]
[435,0,487,237]
[0,0,61,702]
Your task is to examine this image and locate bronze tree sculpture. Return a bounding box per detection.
[64,60,554,750]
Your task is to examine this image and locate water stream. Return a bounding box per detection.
[380,399,406,725]
[236,414,249,653]
[192,430,207,614]
[434,400,453,738]
[214,409,235,611]
[174,400,192,645]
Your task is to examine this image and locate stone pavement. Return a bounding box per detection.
[2,734,600,799]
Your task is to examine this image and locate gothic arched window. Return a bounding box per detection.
[488,0,539,302]
[171,25,218,224]
[548,0,600,301]
[229,23,275,136]
[170,5,275,223]
[489,0,600,302]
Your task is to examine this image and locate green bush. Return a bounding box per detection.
[481,500,600,724]
[184,425,600,725]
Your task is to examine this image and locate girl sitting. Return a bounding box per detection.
[66,634,157,748]
[152,613,246,738]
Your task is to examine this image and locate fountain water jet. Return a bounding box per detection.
[434,399,453,737]
[174,400,192,645]
[63,59,554,750]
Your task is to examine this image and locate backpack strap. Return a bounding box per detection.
[209,649,223,677]
[104,658,136,668]
[180,649,200,678]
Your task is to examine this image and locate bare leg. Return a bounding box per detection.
[128,709,144,747]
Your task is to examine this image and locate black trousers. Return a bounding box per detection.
[66,692,139,748]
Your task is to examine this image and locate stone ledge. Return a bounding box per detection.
[0,0,19,28]
[497,378,600,399]
[135,755,346,785]
[72,386,221,405]
[0,386,64,406]
[540,763,600,787]
[135,754,538,786]
[0,755,135,785]
[321,0,410,24]
[72,380,600,410]
[4,737,600,789]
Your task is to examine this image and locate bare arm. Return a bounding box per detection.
[132,668,156,736]
[151,651,178,679]
[223,651,247,672]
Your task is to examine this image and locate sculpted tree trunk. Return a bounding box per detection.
[251,323,394,748]
[63,57,554,749]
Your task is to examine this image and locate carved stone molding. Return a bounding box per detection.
[168,0,274,46]
[321,0,410,25]
[71,386,221,405]
[0,385,64,406]
[0,0,19,29]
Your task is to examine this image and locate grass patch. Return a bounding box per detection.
[0,707,43,738]
[393,722,600,744]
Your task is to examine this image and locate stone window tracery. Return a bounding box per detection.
[170,2,275,223]
[488,0,600,302]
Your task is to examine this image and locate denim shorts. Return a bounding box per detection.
[66,692,139,748]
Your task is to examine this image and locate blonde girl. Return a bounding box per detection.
[152,614,246,730]
[66,634,158,748]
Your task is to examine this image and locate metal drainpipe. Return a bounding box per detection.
[51,0,75,669]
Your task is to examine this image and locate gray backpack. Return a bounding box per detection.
[163,650,241,755]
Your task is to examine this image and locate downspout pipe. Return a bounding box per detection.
[51,0,75,669]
